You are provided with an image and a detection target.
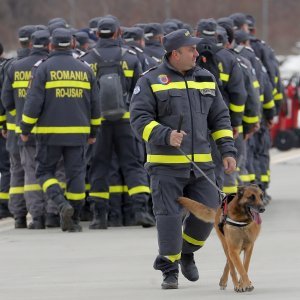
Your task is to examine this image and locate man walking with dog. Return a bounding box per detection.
[130,29,237,289]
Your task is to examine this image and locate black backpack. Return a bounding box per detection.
[92,48,128,121]
[196,41,223,88]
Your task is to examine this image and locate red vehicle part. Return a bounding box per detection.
[271,76,300,151]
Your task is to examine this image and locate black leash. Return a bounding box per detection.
[176,114,225,196]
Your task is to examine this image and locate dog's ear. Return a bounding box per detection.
[237,186,245,199]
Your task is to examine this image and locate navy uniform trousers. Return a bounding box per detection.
[152,170,220,274]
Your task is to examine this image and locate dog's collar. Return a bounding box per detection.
[225,217,249,227]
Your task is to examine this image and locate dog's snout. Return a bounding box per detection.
[259,206,265,213]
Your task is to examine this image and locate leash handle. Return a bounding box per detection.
[177,114,183,133]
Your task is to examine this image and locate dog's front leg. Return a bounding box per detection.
[228,247,253,292]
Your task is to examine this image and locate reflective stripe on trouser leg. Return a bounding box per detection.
[246,137,256,183]
[20,145,46,218]
[63,146,87,202]
[182,171,219,253]
[88,124,113,201]
[46,158,65,215]
[8,151,27,217]
[0,135,10,205]
[114,122,150,208]
[150,174,187,256]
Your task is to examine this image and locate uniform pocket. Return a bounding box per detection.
[200,95,214,114]
[156,91,172,116]
[151,177,168,216]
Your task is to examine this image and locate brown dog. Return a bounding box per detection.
[178,185,265,292]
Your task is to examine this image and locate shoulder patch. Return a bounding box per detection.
[128,49,137,55]
[33,58,47,67]
[133,85,141,95]
[134,46,143,53]
[141,65,158,76]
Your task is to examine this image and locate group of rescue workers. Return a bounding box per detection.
[0,12,283,289]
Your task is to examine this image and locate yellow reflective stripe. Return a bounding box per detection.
[229,103,245,113]
[42,178,59,193]
[261,175,269,182]
[187,81,216,90]
[248,174,256,181]
[253,80,260,88]
[260,94,264,102]
[272,88,278,96]
[85,184,91,191]
[275,76,279,84]
[6,123,16,131]
[238,125,243,133]
[122,112,130,119]
[147,153,212,164]
[0,192,9,199]
[109,185,124,193]
[9,109,16,116]
[142,121,160,142]
[89,192,110,199]
[267,169,271,176]
[151,81,216,92]
[22,114,38,124]
[9,187,24,194]
[90,118,101,125]
[123,186,128,192]
[0,115,7,122]
[242,115,259,124]
[15,125,36,134]
[45,81,91,89]
[165,253,181,263]
[59,182,66,189]
[220,73,229,82]
[182,232,205,246]
[274,93,283,100]
[128,185,151,196]
[211,129,233,141]
[123,70,134,77]
[263,100,275,109]
[222,186,238,194]
[35,126,90,134]
[65,192,86,200]
[239,174,251,182]
[12,80,29,88]
[24,184,42,192]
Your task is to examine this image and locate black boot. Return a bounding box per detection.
[14,216,27,229]
[45,213,60,228]
[89,202,108,230]
[28,216,46,229]
[179,253,199,281]
[161,270,179,289]
[108,212,123,227]
[68,201,83,232]
[0,203,12,219]
[134,211,156,228]
[52,194,74,232]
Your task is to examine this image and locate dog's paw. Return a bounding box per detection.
[219,284,227,290]
[234,284,254,293]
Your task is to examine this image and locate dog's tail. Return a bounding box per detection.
[178,197,216,223]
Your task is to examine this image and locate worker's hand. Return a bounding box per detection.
[232,127,239,139]
[223,156,236,174]
[20,134,29,142]
[1,129,7,139]
[88,137,96,145]
[169,130,187,148]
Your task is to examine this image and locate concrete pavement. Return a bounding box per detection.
[0,149,300,300]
